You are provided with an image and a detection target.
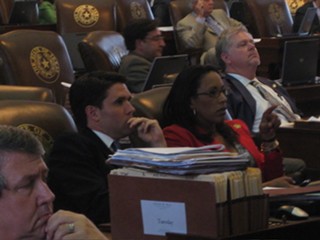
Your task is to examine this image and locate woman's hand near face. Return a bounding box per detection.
[259,105,281,142]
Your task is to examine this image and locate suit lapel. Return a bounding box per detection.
[226,74,256,113]
[82,128,112,158]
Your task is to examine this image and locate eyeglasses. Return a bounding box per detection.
[195,87,229,98]
[144,35,165,42]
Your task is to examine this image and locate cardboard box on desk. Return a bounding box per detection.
[108,175,222,240]
[225,171,249,235]
[243,168,269,232]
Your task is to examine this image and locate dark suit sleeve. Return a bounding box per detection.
[47,133,112,225]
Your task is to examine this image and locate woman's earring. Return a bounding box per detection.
[193,109,197,116]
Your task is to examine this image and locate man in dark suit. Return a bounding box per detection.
[47,71,166,225]
[293,0,320,34]
[215,26,305,176]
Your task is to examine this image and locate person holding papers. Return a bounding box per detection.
[162,65,295,187]
[47,71,166,226]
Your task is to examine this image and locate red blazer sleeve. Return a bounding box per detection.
[227,120,284,181]
[163,124,206,147]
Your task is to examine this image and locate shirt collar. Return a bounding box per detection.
[92,130,115,150]
[228,73,254,87]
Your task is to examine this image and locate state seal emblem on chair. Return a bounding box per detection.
[73,4,99,28]
[130,2,147,19]
[269,3,285,26]
[30,46,60,84]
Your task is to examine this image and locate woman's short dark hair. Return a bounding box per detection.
[123,19,159,51]
[70,71,127,130]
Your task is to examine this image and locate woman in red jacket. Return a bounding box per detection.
[162,65,294,187]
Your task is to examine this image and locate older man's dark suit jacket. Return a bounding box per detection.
[223,74,300,131]
[47,127,116,225]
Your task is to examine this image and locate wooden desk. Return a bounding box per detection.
[104,216,320,240]
[166,217,320,240]
[285,83,320,117]
[255,35,320,79]
[277,124,320,170]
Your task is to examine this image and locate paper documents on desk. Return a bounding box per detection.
[107,144,249,175]
[294,116,320,129]
[294,116,320,123]
[304,116,320,121]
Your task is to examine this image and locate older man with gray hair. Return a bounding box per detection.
[0,125,108,240]
[215,26,306,178]
[176,0,243,65]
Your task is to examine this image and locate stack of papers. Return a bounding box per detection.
[107,144,249,175]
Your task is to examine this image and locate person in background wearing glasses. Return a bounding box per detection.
[162,65,296,187]
[215,26,306,179]
[119,19,166,93]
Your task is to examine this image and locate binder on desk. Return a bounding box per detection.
[109,175,221,240]
[108,146,266,239]
[244,168,268,232]
[110,168,230,238]
[109,168,268,239]
[225,171,249,235]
